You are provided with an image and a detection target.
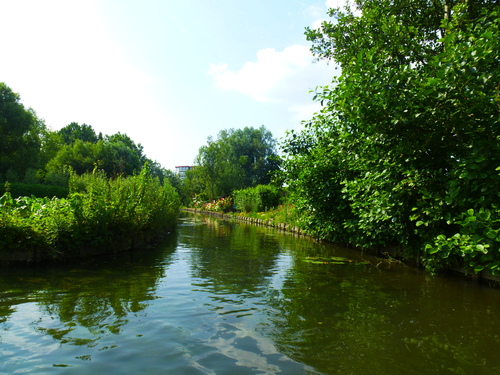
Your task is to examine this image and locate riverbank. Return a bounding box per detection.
[183,208,500,286]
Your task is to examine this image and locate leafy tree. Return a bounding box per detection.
[95,140,140,177]
[105,132,145,163]
[36,127,64,176]
[283,1,500,273]
[190,126,280,200]
[225,126,280,187]
[194,135,238,199]
[45,139,97,177]
[0,83,42,179]
[159,167,182,191]
[0,84,171,195]
[58,122,101,145]
[45,131,147,180]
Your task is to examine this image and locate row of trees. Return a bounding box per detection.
[0,82,174,189]
[280,0,499,273]
[0,81,280,206]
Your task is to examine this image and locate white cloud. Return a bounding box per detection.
[311,0,362,30]
[209,45,331,104]
[325,0,343,9]
[306,4,323,19]
[209,44,338,138]
[324,0,361,15]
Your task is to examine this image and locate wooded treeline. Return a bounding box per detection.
[0,81,280,206]
[0,82,174,191]
[1,82,182,261]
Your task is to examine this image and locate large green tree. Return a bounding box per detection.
[0,83,171,190]
[45,131,147,181]
[282,1,500,273]
[190,126,280,200]
[0,83,43,179]
[58,122,101,145]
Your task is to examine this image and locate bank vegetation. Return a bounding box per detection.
[187,1,500,278]
[0,167,180,262]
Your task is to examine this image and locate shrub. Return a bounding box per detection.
[233,185,281,213]
[0,166,181,260]
[194,196,233,213]
[5,183,69,199]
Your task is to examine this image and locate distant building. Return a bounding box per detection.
[175,166,193,179]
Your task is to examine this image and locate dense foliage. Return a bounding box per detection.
[281,0,500,274]
[187,126,280,200]
[0,83,43,179]
[0,167,180,261]
[233,185,282,213]
[0,83,184,261]
[6,183,69,199]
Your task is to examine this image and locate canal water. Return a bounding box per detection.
[1,213,500,374]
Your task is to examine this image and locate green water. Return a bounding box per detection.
[1,213,500,374]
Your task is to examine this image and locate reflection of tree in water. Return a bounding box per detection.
[180,215,500,373]
[183,216,283,295]
[266,263,397,374]
[0,234,177,348]
[264,239,500,375]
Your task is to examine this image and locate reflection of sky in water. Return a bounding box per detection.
[2,216,499,374]
[0,245,311,374]
[186,321,308,374]
[2,303,60,355]
[267,252,293,291]
[161,246,312,374]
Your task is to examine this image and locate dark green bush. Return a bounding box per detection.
[5,183,69,199]
[234,185,281,213]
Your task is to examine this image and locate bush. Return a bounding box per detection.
[0,166,181,260]
[5,183,69,199]
[233,185,281,213]
[68,167,181,241]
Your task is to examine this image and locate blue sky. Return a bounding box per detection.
[0,0,341,171]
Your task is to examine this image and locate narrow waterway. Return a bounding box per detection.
[1,213,500,374]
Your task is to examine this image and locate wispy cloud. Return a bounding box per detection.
[209,45,331,103]
[208,43,337,134]
[312,0,361,29]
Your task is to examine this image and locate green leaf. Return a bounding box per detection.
[428,247,440,255]
[473,265,485,274]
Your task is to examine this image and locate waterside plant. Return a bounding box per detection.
[0,166,180,262]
